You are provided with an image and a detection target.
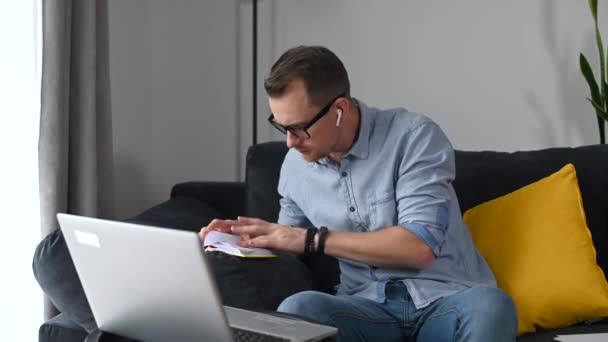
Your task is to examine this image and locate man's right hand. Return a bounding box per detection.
[198,219,242,242]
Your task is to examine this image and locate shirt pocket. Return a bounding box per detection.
[368,191,398,230]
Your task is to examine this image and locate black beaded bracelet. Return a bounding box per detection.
[304,227,318,255]
[317,226,329,255]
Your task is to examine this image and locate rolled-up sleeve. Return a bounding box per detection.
[396,122,455,256]
[278,196,312,227]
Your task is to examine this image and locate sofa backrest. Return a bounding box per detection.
[245,142,289,222]
[245,142,608,275]
[453,145,608,275]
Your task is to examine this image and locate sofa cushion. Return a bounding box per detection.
[207,251,316,310]
[464,164,608,335]
[453,145,608,276]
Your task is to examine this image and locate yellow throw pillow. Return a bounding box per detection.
[463,163,608,335]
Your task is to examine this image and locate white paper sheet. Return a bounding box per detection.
[203,231,276,258]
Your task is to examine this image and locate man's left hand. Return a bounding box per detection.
[231,217,306,254]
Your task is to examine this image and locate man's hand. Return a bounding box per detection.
[230,217,306,254]
[199,219,242,242]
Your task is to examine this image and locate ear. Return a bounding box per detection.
[334,96,349,123]
[338,95,350,110]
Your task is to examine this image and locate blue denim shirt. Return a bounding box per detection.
[277,99,496,309]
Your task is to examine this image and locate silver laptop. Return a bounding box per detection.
[57,213,337,342]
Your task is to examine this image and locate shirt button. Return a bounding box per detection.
[349,206,355,212]
[341,171,347,177]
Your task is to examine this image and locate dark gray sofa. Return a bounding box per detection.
[34,141,608,341]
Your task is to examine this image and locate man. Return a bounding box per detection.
[200,46,517,341]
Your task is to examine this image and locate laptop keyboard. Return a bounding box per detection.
[231,327,290,342]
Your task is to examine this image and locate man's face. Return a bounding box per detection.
[268,79,339,162]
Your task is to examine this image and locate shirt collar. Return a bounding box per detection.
[344,98,371,160]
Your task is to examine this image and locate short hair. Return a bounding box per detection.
[263,46,350,107]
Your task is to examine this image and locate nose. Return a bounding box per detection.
[286,131,302,149]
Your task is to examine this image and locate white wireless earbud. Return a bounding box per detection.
[336,109,343,127]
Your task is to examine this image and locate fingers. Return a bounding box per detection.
[207,219,240,230]
[233,223,302,254]
[237,216,266,225]
[199,217,273,242]
[198,219,241,241]
[198,226,207,240]
[238,236,270,249]
[232,217,271,237]
[230,223,271,237]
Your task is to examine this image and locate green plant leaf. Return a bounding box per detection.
[590,0,598,22]
[593,11,606,102]
[587,98,608,120]
[604,80,608,109]
[586,0,605,143]
[581,54,601,102]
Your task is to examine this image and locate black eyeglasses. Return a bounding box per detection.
[267,93,346,139]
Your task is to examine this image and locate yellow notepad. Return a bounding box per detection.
[203,231,277,258]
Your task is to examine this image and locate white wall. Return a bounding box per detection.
[109,1,608,219]
[109,0,240,219]
[265,0,608,151]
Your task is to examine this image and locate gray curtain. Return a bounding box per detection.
[39,0,114,320]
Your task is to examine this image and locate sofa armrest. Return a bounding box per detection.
[171,181,246,219]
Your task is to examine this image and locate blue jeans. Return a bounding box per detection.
[277,282,517,341]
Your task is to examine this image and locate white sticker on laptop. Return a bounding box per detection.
[74,230,100,248]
